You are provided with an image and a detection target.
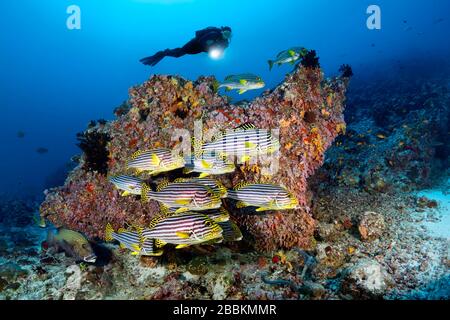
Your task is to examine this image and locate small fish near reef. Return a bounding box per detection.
[195,123,280,163]
[33,215,47,228]
[268,46,307,70]
[105,224,162,256]
[126,148,185,175]
[218,74,265,94]
[36,147,49,154]
[173,177,228,198]
[227,182,299,212]
[43,228,97,263]
[108,174,144,196]
[141,179,223,213]
[141,211,223,249]
[183,154,235,178]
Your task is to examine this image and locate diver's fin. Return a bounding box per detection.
[140,50,167,67]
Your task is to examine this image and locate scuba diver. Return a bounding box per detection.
[140,26,232,66]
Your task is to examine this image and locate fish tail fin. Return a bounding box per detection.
[105,223,114,242]
[192,137,203,158]
[268,60,274,71]
[46,230,54,245]
[141,183,152,203]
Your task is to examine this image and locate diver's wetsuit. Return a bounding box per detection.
[140,26,232,66]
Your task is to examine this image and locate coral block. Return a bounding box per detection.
[40,65,348,251]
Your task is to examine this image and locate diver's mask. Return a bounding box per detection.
[221,27,232,40]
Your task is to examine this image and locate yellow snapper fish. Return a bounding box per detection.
[194,123,280,163]
[108,174,144,196]
[141,179,222,213]
[173,177,228,198]
[105,223,162,256]
[141,211,223,249]
[45,228,97,263]
[183,154,235,178]
[227,182,299,212]
[126,148,185,175]
[268,47,307,70]
[218,74,265,94]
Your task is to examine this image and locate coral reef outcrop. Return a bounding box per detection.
[40,63,348,251]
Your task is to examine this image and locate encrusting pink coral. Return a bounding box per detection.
[40,63,348,251]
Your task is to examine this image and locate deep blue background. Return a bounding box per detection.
[1,0,449,197]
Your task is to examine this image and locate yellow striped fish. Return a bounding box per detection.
[163,206,230,223]
[195,123,280,163]
[126,148,185,175]
[173,177,228,198]
[141,212,223,249]
[105,224,163,256]
[183,154,235,178]
[141,179,222,213]
[268,47,307,70]
[227,182,299,212]
[218,74,265,94]
[108,175,143,196]
[218,220,243,242]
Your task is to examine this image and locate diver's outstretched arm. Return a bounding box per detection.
[140,47,187,66]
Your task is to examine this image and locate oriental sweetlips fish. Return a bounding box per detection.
[105,224,162,256]
[108,175,144,196]
[268,47,307,70]
[173,177,228,198]
[43,228,97,263]
[227,182,299,212]
[194,123,280,163]
[218,73,265,94]
[183,154,235,178]
[126,148,185,175]
[141,179,222,213]
[163,206,231,223]
[141,211,223,249]
[218,220,243,242]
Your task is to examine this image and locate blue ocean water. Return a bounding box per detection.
[1,0,449,197]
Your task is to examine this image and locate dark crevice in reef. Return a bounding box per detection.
[300,50,320,69]
[76,129,111,175]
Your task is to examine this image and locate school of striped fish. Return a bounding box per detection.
[106,122,299,256]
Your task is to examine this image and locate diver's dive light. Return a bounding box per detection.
[208,47,224,59]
